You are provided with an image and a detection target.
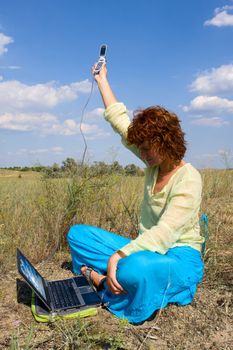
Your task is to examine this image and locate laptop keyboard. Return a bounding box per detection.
[50,279,82,309]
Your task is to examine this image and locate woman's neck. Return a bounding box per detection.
[159,159,185,177]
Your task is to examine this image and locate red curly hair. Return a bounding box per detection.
[127,106,187,164]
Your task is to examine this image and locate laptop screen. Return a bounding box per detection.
[17,250,47,301]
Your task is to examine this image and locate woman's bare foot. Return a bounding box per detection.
[81,266,106,289]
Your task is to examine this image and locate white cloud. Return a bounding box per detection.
[0,112,57,131]
[44,118,109,138]
[7,65,20,69]
[0,65,21,70]
[183,95,233,113]
[31,147,63,155]
[204,6,233,27]
[190,64,233,94]
[50,146,64,154]
[191,117,230,127]
[0,79,92,110]
[83,108,105,120]
[0,33,13,56]
[14,146,64,156]
[0,111,110,138]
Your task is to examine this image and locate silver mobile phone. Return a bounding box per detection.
[94,44,107,75]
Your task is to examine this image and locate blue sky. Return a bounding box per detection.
[0,0,233,168]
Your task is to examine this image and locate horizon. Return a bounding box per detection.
[0,0,233,169]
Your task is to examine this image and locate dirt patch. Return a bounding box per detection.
[0,257,232,350]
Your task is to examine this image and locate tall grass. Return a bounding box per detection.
[200,169,233,283]
[0,170,142,271]
[0,168,232,284]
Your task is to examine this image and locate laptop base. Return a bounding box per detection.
[32,292,98,322]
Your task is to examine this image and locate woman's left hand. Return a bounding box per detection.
[107,252,126,295]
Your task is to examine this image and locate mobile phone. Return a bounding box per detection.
[94,44,108,75]
[99,44,107,57]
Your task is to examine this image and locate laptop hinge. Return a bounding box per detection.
[44,280,55,311]
[71,279,85,306]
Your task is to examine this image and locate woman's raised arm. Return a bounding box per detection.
[92,64,117,108]
[93,64,143,162]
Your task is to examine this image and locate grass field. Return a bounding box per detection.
[0,169,232,349]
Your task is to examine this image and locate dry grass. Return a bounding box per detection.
[200,169,233,285]
[0,168,232,349]
[0,171,142,270]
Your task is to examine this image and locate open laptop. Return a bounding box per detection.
[17,248,101,314]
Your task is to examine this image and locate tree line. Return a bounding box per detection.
[2,158,144,177]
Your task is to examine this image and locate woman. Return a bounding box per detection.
[67,64,204,324]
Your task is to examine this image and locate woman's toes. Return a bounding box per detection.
[81,266,88,274]
[80,266,106,289]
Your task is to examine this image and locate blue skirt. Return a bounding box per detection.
[67,224,204,324]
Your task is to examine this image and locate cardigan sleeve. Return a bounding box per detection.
[104,102,142,160]
[120,174,202,256]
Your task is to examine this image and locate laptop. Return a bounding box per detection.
[17,248,101,315]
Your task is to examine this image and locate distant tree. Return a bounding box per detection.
[20,166,30,172]
[110,161,124,174]
[43,163,62,178]
[31,165,47,172]
[124,164,138,176]
[91,161,110,175]
[124,164,144,176]
[52,163,60,172]
[61,158,78,174]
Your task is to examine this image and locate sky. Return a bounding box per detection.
[0,0,233,169]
